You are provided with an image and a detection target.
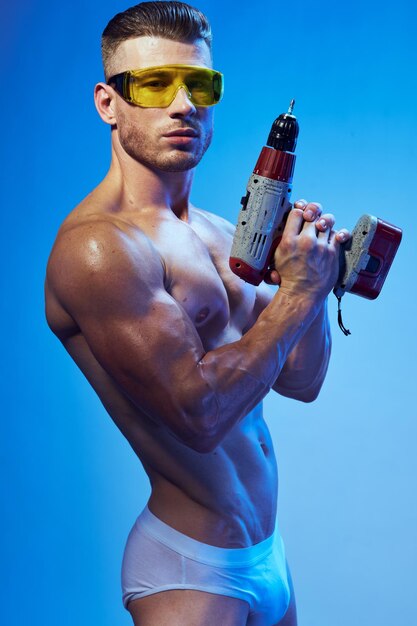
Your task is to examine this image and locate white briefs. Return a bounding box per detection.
[121,505,291,625]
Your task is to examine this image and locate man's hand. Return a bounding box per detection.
[264,199,351,401]
[265,199,351,302]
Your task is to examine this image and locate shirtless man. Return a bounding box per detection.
[44,2,350,625]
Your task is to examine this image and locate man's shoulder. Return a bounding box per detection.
[46,213,163,310]
[51,207,158,269]
[191,205,236,236]
[54,180,153,248]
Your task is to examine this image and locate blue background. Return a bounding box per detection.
[2,0,416,624]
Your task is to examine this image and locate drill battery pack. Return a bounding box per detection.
[334,214,402,300]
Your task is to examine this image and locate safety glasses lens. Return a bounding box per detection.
[128,66,223,107]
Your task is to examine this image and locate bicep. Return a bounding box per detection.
[80,286,206,416]
[48,223,209,440]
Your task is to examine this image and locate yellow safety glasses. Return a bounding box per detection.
[107,64,224,108]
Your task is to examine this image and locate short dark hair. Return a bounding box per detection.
[101,1,212,80]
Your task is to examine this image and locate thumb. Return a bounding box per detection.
[264,269,281,285]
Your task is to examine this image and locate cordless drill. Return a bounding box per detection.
[229,101,403,333]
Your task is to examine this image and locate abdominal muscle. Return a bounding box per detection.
[145,401,279,548]
[63,327,279,549]
[52,199,279,549]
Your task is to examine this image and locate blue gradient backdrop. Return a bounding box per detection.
[2,1,416,624]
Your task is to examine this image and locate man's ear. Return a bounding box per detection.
[94,83,117,125]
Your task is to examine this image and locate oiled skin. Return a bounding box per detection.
[45,36,347,552]
[45,187,280,547]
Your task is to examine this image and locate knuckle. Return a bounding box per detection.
[279,233,295,252]
[316,236,327,248]
[299,234,315,251]
[294,198,307,207]
[290,207,304,219]
[328,246,338,263]
[307,202,322,212]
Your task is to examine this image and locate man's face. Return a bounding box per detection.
[110,37,215,173]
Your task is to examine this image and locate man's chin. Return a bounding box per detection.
[154,151,204,172]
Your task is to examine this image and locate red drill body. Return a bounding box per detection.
[229,101,299,286]
[229,102,402,315]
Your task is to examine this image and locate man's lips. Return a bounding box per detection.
[163,128,199,137]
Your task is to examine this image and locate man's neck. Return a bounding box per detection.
[106,144,195,222]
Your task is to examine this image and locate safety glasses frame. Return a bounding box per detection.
[107,64,224,108]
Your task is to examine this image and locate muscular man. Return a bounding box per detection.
[45,2,350,625]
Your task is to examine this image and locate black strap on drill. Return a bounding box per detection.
[336,295,351,336]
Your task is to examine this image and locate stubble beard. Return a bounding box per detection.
[117,115,213,173]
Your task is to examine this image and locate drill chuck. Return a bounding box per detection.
[267,99,299,152]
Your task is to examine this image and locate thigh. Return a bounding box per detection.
[274,561,297,626]
[128,588,250,626]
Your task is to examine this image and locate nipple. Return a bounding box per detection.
[195,306,210,324]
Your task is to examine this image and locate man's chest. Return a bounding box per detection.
[135,210,257,345]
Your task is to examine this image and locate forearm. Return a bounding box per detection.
[185,289,322,451]
[156,206,345,451]
[271,300,331,402]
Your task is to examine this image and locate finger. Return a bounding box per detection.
[328,229,339,249]
[302,202,323,222]
[264,269,281,285]
[329,228,350,247]
[335,228,351,243]
[329,228,350,246]
[315,213,336,237]
[284,208,305,236]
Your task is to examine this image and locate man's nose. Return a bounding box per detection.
[167,85,197,116]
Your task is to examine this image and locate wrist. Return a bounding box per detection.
[259,287,323,333]
[274,286,324,317]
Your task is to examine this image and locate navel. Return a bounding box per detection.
[260,442,269,456]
